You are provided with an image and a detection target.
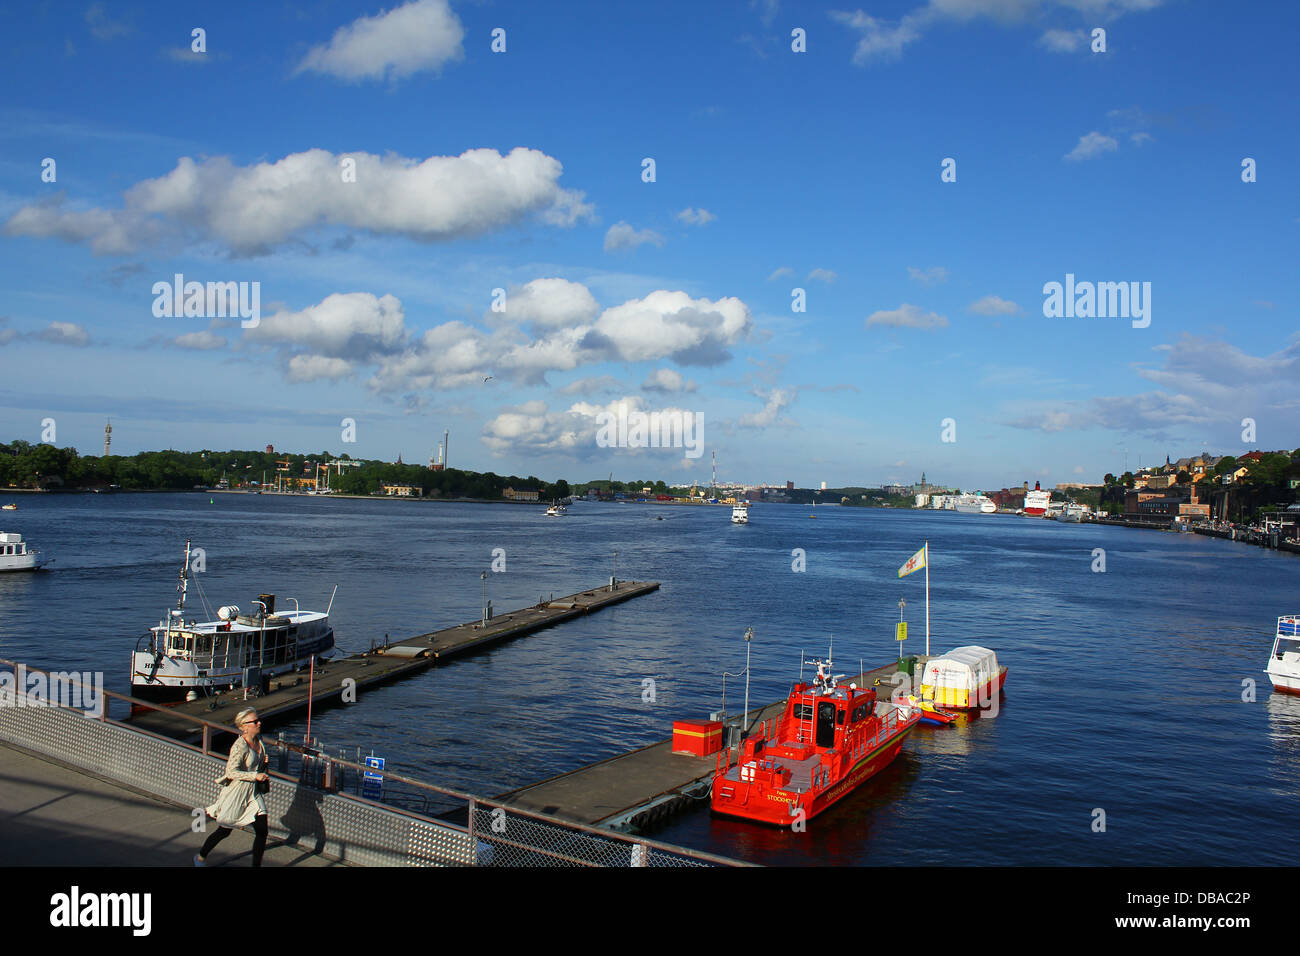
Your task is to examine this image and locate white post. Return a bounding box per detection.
[925,540,930,656]
[742,627,753,737]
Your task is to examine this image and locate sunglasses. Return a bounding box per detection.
[242,718,261,725]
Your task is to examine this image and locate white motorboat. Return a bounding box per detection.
[1265,615,1300,696]
[545,503,567,517]
[130,540,335,702]
[0,532,52,571]
[731,502,749,524]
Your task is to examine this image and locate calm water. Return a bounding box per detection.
[2,492,1297,865]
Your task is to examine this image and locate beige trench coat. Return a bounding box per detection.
[206,735,269,828]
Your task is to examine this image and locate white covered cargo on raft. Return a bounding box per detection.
[919,645,1005,709]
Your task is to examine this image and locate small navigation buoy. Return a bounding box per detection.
[209,497,214,504]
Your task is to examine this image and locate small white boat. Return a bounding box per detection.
[1,503,16,511]
[731,502,749,524]
[1265,615,1300,696]
[545,503,567,517]
[0,532,52,571]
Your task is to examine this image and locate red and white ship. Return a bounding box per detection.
[710,653,920,826]
[1023,481,1050,517]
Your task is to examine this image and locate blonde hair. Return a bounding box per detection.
[235,708,259,729]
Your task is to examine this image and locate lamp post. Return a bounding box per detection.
[611,550,618,591]
[742,627,754,739]
[481,570,487,626]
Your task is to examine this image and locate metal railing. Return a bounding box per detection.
[0,657,746,867]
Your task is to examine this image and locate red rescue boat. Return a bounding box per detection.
[710,653,920,826]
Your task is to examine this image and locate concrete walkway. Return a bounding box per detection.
[0,742,346,867]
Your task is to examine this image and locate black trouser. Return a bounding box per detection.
[200,814,268,866]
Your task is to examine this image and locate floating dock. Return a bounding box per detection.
[495,656,930,831]
[129,580,659,741]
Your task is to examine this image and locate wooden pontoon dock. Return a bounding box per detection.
[129,580,660,741]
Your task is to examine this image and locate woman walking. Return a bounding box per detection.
[195,708,271,866]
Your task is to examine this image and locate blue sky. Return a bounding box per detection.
[1,0,1296,489]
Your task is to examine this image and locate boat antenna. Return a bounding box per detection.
[326,584,338,616]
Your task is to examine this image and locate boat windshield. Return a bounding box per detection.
[1275,638,1300,658]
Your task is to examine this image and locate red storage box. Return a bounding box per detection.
[672,719,723,756]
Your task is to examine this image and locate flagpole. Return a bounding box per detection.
[925,540,930,656]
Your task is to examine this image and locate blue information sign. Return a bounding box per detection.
[362,756,384,799]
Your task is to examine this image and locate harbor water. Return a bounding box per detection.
[1,492,1296,865]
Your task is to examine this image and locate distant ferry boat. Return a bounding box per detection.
[1265,615,1300,696]
[1023,482,1050,517]
[731,502,749,524]
[130,540,334,702]
[0,532,52,572]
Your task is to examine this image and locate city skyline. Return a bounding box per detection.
[1,1,1295,491]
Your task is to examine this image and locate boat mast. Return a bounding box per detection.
[178,539,191,614]
[169,538,191,637]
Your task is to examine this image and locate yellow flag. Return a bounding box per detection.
[898,545,927,578]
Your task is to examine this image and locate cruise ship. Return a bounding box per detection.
[955,494,997,514]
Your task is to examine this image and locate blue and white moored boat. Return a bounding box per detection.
[1265,615,1300,696]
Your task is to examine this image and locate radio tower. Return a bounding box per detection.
[103,420,112,457]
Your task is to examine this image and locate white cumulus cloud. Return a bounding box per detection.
[676,207,717,226]
[865,303,948,330]
[500,278,600,328]
[907,265,949,285]
[295,0,464,82]
[1038,28,1085,52]
[595,290,751,366]
[642,368,698,393]
[4,147,592,255]
[604,221,665,252]
[1064,131,1119,162]
[248,292,408,358]
[287,354,354,383]
[37,321,90,346]
[968,295,1020,315]
[738,388,796,428]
